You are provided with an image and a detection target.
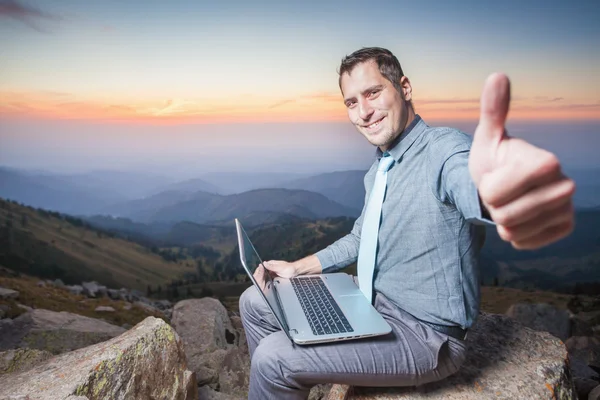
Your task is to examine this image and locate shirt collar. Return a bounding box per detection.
[376,114,425,161]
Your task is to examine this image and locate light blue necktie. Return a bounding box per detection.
[357,152,395,303]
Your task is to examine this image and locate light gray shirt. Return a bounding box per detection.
[315,115,492,329]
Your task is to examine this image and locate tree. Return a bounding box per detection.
[493,277,499,287]
[147,285,153,297]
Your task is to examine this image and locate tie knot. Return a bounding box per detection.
[378,154,394,172]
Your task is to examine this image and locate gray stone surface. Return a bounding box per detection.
[171,298,239,385]
[0,317,197,400]
[94,306,116,312]
[0,309,126,354]
[506,302,571,341]
[327,312,576,399]
[0,349,53,375]
[0,287,19,300]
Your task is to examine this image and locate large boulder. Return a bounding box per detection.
[171,298,240,386]
[326,312,576,399]
[505,303,571,341]
[0,317,197,399]
[0,349,53,375]
[0,309,126,354]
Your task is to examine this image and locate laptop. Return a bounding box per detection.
[235,218,391,345]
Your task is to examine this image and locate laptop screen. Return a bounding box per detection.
[235,219,290,334]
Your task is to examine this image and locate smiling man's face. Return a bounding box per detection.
[340,60,413,151]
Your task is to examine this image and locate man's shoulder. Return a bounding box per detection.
[421,122,473,156]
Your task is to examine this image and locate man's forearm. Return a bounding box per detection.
[292,254,323,275]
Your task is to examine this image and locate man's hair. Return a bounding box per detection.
[338,47,405,93]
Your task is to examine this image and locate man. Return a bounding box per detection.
[239,47,575,399]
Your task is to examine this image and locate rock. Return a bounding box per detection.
[590,385,600,400]
[571,315,594,337]
[53,279,65,288]
[0,287,19,300]
[68,285,83,296]
[0,317,197,400]
[198,385,242,400]
[0,305,9,316]
[327,312,576,399]
[97,285,108,297]
[506,303,571,341]
[119,288,130,301]
[121,323,132,330]
[123,303,133,311]
[94,306,116,312]
[566,336,600,368]
[197,349,227,386]
[81,281,100,297]
[0,349,53,375]
[0,309,126,354]
[130,289,144,302]
[219,347,250,397]
[172,298,238,386]
[570,356,599,381]
[36,281,46,287]
[16,304,32,312]
[107,288,121,300]
[309,384,334,400]
[230,316,247,354]
[573,378,599,400]
[155,299,172,310]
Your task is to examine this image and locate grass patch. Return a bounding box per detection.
[0,274,167,327]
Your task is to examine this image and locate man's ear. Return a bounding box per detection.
[400,76,412,101]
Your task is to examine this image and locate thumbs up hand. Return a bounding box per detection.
[469,73,576,250]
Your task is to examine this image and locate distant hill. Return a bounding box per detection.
[279,170,368,210]
[197,172,310,194]
[113,188,360,225]
[98,190,219,222]
[0,198,193,291]
[0,167,119,215]
[0,167,179,215]
[146,178,223,196]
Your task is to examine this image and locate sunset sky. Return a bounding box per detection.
[1,0,599,175]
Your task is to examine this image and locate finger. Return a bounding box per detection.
[474,73,510,148]
[486,176,575,226]
[511,220,575,250]
[478,141,563,207]
[497,201,574,243]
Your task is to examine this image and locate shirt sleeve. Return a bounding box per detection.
[314,211,364,272]
[428,130,495,225]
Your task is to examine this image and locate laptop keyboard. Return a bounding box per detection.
[290,276,354,336]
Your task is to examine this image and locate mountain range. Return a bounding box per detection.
[2,166,599,228]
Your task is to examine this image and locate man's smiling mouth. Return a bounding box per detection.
[364,116,385,131]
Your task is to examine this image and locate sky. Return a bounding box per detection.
[0,0,599,176]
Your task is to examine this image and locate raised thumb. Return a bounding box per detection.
[474,72,511,147]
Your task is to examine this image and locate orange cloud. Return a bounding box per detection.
[1,90,598,124]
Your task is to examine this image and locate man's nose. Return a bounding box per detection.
[358,100,374,121]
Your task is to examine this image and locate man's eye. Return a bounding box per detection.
[346,101,356,108]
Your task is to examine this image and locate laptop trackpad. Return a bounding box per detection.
[322,273,363,297]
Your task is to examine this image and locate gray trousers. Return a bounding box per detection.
[239,286,468,400]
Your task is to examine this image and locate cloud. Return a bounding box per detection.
[534,96,565,103]
[0,0,61,32]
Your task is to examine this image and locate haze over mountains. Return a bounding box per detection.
[2,165,599,225]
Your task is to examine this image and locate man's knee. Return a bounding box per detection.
[239,286,262,318]
[251,333,295,384]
